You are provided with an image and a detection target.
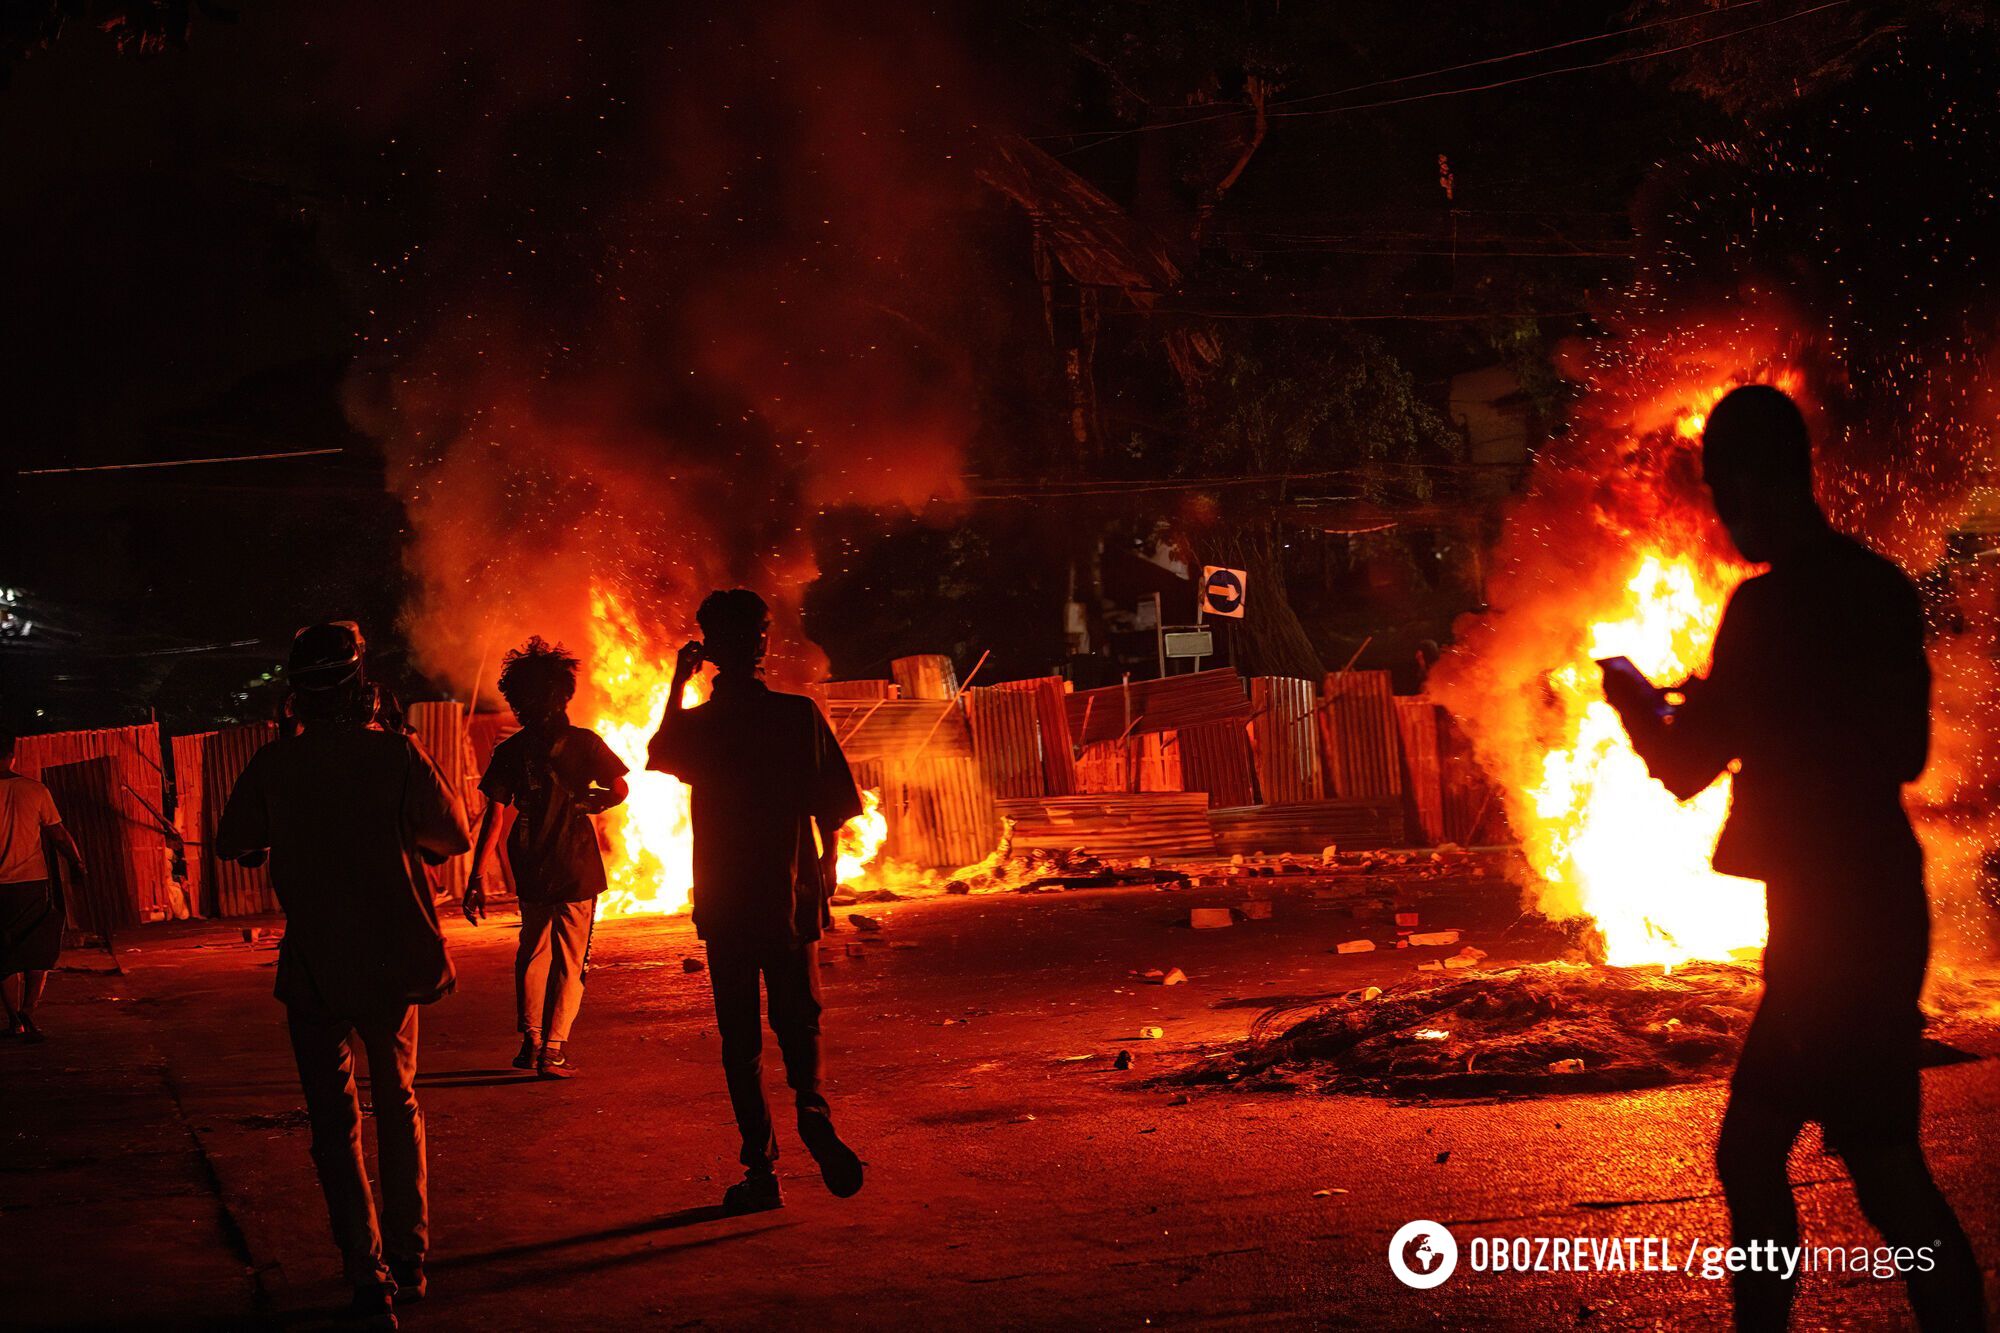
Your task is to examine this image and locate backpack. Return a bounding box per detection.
[505,732,600,902]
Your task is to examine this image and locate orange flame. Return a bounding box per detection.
[836,788,890,884]
[1528,553,1769,967]
[587,589,702,918]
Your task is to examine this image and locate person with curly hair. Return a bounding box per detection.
[464,637,628,1079]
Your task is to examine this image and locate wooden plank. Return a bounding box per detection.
[1319,670,1403,800]
[892,655,959,700]
[993,792,1216,860]
[1249,677,1323,804]
[1209,799,1404,855]
[1064,669,1249,745]
[1134,730,1181,793]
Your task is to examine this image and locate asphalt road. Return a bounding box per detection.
[5,879,1997,1330]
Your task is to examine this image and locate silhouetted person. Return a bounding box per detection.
[0,732,86,1044]
[216,623,470,1330]
[463,637,628,1077]
[1601,386,1983,1331]
[646,588,866,1215]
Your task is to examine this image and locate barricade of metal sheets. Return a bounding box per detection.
[993,792,1217,860]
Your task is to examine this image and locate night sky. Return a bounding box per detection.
[0,2,1943,729]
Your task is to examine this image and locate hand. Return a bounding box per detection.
[1599,659,1665,721]
[463,875,486,925]
[674,640,704,679]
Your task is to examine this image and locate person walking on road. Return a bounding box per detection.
[462,637,628,1078]
[217,623,471,1330]
[647,589,867,1216]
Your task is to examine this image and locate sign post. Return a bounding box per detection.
[1191,565,1247,674]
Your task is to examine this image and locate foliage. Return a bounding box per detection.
[1187,327,1464,500]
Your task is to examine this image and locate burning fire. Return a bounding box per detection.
[1436,370,1812,971]
[1528,555,1769,967]
[837,789,890,883]
[582,587,890,918]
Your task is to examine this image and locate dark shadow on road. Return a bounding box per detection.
[431,1203,733,1269]
[1208,991,1343,1011]
[407,1068,540,1088]
[443,1220,794,1295]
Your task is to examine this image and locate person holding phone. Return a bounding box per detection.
[1599,386,1981,1332]
[645,588,866,1216]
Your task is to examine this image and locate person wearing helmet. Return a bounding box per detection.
[646,589,867,1217]
[216,622,471,1330]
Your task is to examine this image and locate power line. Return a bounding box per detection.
[18,447,346,476]
[1049,0,1850,151]
[1269,0,1853,123]
[1273,0,1782,110]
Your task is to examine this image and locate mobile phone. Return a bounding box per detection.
[1595,656,1669,719]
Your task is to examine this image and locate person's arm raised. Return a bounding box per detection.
[646,641,704,774]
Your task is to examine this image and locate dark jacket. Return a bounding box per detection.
[217,725,471,1015]
[646,677,862,945]
[1621,528,1931,997]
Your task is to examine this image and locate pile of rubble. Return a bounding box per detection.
[1170,961,1764,1097]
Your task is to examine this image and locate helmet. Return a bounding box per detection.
[288,621,367,692]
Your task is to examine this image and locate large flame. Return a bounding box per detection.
[581,587,889,918]
[1528,555,1768,967]
[586,590,702,917]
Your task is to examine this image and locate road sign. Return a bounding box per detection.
[1200,565,1247,619]
[1162,626,1214,659]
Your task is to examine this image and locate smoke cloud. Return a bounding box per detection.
[1433,43,2000,967]
[331,3,995,690]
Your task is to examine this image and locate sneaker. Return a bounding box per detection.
[722,1172,783,1216]
[342,1283,397,1329]
[798,1110,864,1198]
[512,1034,540,1071]
[537,1041,576,1079]
[388,1259,426,1304]
[18,1015,44,1046]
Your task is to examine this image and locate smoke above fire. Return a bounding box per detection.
[336,3,994,693]
[1433,43,2000,968]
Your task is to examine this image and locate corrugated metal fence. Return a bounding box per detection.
[176,723,281,917]
[16,723,177,931]
[1319,670,1403,800]
[1249,676,1323,804]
